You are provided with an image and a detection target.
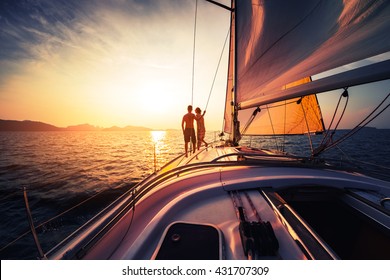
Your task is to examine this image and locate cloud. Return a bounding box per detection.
[0,0,232,78]
[0,0,200,77]
[0,0,231,128]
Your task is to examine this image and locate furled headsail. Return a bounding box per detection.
[223,0,235,136]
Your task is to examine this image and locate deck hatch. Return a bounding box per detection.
[155,222,221,260]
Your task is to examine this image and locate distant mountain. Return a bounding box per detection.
[124,125,151,131]
[0,120,61,131]
[0,119,151,131]
[103,125,151,131]
[66,124,100,131]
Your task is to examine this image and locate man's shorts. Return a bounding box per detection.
[184,128,196,143]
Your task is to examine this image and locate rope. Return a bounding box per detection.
[243,191,263,222]
[191,0,199,106]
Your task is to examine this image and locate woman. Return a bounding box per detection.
[194,107,208,150]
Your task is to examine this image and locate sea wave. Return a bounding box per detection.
[0,129,389,259]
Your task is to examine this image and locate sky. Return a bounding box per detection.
[0,0,389,130]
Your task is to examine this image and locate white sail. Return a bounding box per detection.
[223,0,235,135]
[234,0,390,109]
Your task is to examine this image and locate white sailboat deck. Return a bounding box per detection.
[55,145,388,260]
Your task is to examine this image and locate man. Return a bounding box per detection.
[182,105,196,157]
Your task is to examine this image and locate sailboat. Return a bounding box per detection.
[45,0,390,260]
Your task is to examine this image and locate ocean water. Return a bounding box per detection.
[0,129,389,259]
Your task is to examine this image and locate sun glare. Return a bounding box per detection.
[138,84,173,114]
[151,130,166,144]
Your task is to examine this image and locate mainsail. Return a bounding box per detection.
[223,0,390,137]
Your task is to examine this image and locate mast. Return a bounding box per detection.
[205,0,238,145]
[231,0,240,145]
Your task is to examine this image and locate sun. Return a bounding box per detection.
[145,94,169,114]
[137,83,176,114]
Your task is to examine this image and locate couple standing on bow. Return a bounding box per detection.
[181,105,208,157]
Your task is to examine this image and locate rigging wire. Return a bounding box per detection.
[332,88,349,133]
[192,1,230,113]
[298,98,314,154]
[315,91,390,156]
[240,107,261,135]
[323,94,390,153]
[283,100,287,152]
[313,88,349,156]
[107,189,136,259]
[319,88,349,148]
[23,187,46,259]
[0,186,116,253]
[329,145,390,181]
[0,159,140,257]
[1,134,168,255]
[1,131,177,255]
[0,153,134,201]
[335,145,390,171]
[191,0,199,106]
[204,27,231,111]
[266,105,280,151]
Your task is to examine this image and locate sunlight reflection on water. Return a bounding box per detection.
[0,130,191,199]
[151,130,166,143]
[0,130,189,259]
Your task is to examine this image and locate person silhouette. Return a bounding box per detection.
[195,107,208,150]
[181,105,196,157]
